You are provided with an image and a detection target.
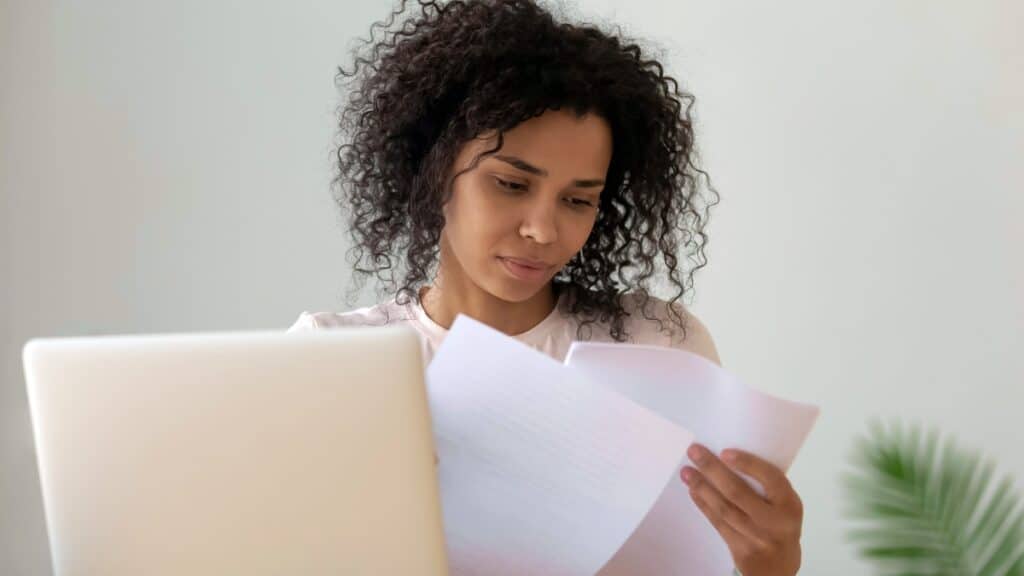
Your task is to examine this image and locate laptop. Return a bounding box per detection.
[22,325,448,576]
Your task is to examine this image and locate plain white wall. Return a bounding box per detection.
[2,0,1021,573]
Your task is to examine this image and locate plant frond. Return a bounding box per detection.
[842,419,1024,575]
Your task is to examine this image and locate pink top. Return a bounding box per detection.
[287,291,712,366]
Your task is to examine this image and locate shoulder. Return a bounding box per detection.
[286,299,415,333]
[618,292,722,366]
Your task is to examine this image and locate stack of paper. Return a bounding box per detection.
[425,315,820,575]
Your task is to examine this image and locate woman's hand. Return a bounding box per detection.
[680,443,803,576]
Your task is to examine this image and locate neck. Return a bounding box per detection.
[419,260,558,337]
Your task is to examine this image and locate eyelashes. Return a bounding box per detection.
[494,177,528,192]
[492,177,596,208]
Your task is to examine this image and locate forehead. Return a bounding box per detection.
[463,108,613,177]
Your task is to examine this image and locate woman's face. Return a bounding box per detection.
[440,108,613,303]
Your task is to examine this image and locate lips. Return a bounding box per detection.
[498,256,552,281]
[500,256,551,270]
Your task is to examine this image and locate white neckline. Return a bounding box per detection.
[406,290,567,346]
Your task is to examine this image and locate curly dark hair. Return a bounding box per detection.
[331,0,719,342]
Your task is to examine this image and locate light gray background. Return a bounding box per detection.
[3,0,1022,573]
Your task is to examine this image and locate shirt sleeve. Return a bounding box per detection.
[285,311,319,333]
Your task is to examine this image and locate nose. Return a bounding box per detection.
[518,198,558,245]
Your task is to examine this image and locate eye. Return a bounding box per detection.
[494,177,527,192]
[565,197,596,209]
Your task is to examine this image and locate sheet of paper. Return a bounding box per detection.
[426,316,695,576]
[564,342,821,576]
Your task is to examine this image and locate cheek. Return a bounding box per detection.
[562,217,597,256]
[444,185,509,256]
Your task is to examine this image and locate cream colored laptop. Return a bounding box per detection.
[22,326,448,576]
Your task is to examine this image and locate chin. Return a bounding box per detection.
[477,257,560,303]
[488,284,538,303]
[485,276,550,304]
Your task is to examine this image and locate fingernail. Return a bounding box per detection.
[681,467,694,484]
[687,443,706,464]
[722,450,737,464]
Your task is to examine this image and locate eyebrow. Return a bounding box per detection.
[492,154,605,189]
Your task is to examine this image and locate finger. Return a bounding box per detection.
[687,444,772,522]
[689,484,763,559]
[721,449,797,507]
[682,466,767,545]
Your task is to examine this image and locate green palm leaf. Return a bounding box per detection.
[842,418,1024,575]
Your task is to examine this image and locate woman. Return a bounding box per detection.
[289,0,804,573]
